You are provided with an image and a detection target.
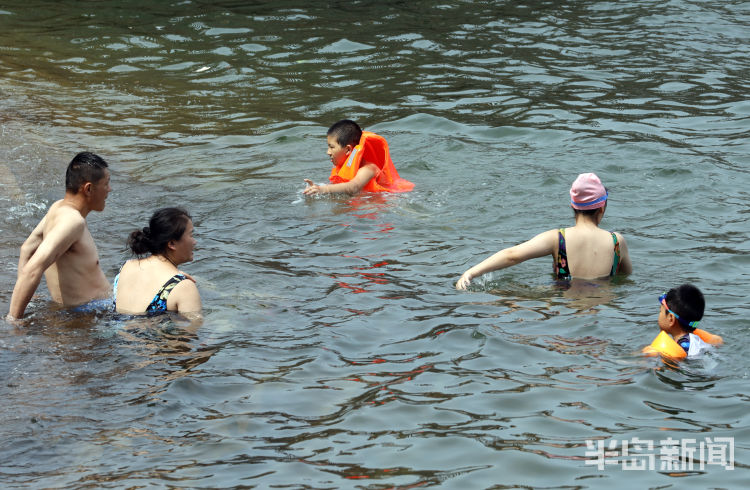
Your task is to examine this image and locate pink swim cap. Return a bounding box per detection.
[570,173,608,210]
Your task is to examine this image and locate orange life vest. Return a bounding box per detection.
[642,329,723,360]
[329,131,414,193]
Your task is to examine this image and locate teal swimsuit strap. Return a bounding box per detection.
[610,232,620,276]
[112,263,126,308]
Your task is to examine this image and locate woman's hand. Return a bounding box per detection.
[456,272,473,290]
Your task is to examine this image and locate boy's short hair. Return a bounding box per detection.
[327,119,362,147]
[65,152,109,193]
[666,284,705,330]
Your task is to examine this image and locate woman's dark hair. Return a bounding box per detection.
[572,207,602,217]
[127,207,192,257]
[665,284,705,330]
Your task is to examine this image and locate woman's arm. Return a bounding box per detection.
[456,229,558,290]
[170,279,202,316]
[615,233,633,275]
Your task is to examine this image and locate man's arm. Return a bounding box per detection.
[7,212,85,319]
[303,163,378,196]
[17,218,45,274]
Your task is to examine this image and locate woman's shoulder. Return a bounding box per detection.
[539,228,564,237]
[119,257,176,282]
[120,257,152,274]
[168,274,202,313]
[118,258,140,275]
[122,257,142,267]
[607,230,628,243]
[564,226,619,245]
[161,272,198,296]
[171,275,199,293]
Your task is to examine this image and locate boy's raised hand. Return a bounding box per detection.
[303,179,321,195]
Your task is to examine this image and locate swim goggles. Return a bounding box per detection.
[659,292,700,328]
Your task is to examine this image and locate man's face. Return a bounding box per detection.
[90,170,111,211]
[327,135,350,168]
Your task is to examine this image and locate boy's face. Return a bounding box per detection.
[327,135,351,168]
[658,303,671,332]
[658,298,682,336]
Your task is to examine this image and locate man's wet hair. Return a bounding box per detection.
[327,119,362,147]
[65,152,109,193]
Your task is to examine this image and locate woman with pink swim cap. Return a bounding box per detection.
[456,172,632,290]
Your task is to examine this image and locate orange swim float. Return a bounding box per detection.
[329,131,414,193]
[642,329,723,360]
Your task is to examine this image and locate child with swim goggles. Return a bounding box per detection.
[643,284,722,360]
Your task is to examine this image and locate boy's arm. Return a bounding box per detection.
[303,163,378,196]
[456,229,557,290]
[7,212,85,319]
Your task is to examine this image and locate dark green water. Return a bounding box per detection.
[1,1,748,487]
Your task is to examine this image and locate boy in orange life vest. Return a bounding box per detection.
[303,119,414,196]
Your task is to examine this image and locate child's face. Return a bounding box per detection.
[327,135,350,168]
[658,298,682,336]
[658,303,671,332]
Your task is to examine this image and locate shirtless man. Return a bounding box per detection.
[7,152,112,320]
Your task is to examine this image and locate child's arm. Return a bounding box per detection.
[303,163,378,196]
[456,229,557,290]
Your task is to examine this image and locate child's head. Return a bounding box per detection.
[327,119,362,147]
[658,284,704,335]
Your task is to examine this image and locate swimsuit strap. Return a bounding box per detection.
[146,273,187,315]
[677,334,690,354]
[610,232,620,276]
[112,273,119,308]
[112,263,126,309]
[556,228,571,280]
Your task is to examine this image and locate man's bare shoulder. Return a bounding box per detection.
[45,200,86,226]
[40,201,87,244]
